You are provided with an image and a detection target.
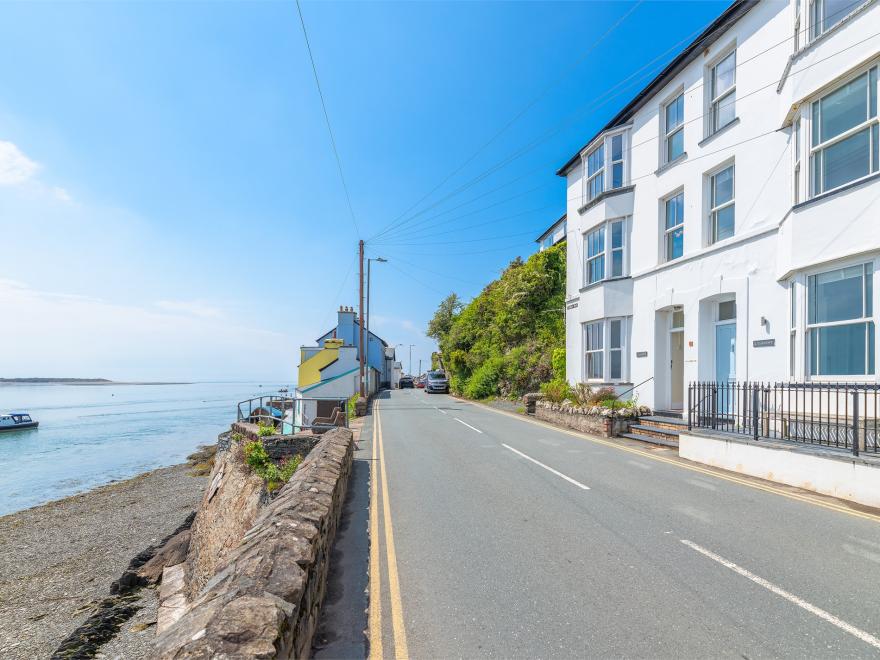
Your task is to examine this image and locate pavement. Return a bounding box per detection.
[360,389,880,658]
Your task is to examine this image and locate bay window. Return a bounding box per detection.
[710,51,736,134]
[582,318,629,382]
[807,263,875,376]
[664,93,684,163]
[581,131,628,204]
[709,165,735,243]
[790,282,798,378]
[810,67,879,197]
[583,218,627,286]
[664,191,684,261]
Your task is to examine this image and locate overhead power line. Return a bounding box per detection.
[296,0,361,238]
[366,0,647,243]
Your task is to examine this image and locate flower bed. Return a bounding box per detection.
[535,399,651,437]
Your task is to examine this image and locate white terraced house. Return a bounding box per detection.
[559,0,880,417]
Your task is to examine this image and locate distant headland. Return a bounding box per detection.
[0,378,192,385]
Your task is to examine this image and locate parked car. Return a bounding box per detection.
[425,370,449,394]
[415,376,426,389]
[399,376,414,389]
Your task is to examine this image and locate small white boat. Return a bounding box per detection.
[0,411,39,431]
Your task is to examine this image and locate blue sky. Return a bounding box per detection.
[0,0,727,381]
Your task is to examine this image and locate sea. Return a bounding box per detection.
[0,381,291,516]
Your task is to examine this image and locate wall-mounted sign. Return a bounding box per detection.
[636,351,648,358]
[753,338,775,347]
[566,302,579,310]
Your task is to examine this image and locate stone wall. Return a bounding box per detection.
[184,441,267,597]
[156,427,354,659]
[535,400,640,437]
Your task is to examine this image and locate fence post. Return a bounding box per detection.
[852,391,860,457]
[752,385,759,442]
[711,385,717,430]
[687,385,692,431]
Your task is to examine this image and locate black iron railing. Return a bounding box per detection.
[687,381,879,456]
[236,394,351,434]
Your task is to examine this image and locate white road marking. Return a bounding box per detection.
[502,444,590,491]
[454,418,483,434]
[434,407,448,415]
[686,478,718,491]
[681,540,880,651]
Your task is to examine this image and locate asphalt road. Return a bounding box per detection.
[368,389,880,659]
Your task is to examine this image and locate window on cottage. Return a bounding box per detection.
[665,94,684,162]
[586,226,605,284]
[584,321,604,380]
[794,117,802,203]
[610,220,625,277]
[587,144,605,201]
[710,51,736,134]
[810,0,862,40]
[710,165,735,243]
[664,192,684,261]
[808,263,875,376]
[794,0,802,50]
[810,67,879,196]
[609,319,624,380]
[718,300,737,321]
[610,134,624,189]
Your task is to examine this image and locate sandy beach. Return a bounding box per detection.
[0,462,208,659]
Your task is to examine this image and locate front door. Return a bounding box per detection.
[715,322,736,413]
[670,330,684,409]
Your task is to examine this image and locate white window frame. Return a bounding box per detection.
[583,320,604,381]
[807,65,879,198]
[809,0,863,41]
[663,92,685,164]
[805,261,875,379]
[793,117,802,204]
[580,130,629,205]
[582,218,628,287]
[663,190,684,262]
[794,0,802,51]
[586,143,605,202]
[790,281,798,378]
[708,49,737,136]
[708,163,735,244]
[582,317,629,383]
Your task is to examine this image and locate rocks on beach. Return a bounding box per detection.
[0,451,212,660]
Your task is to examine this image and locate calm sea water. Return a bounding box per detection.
[0,381,291,516]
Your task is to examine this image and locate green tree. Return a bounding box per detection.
[427,243,566,399]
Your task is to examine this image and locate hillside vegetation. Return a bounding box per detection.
[427,243,566,399]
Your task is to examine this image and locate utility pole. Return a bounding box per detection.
[418,359,422,378]
[409,344,415,376]
[358,240,366,398]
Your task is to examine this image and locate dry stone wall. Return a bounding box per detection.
[156,427,354,659]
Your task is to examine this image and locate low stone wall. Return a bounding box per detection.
[535,400,642,437]
[156,427,354,659]
[522,392,544,415]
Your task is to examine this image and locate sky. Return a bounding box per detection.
[0,0,728,382]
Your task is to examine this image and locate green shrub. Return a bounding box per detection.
[551,348,566,381]
[539,380,571,403]
[346,393,358,422]
[463,356,505,399]
[231,432,244,443]
[257,422,275,437]
[243,440,302,493]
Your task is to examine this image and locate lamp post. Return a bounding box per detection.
[365,257,387,392]
[409,344,415,376]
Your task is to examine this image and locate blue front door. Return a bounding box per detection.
[715,323,736,413]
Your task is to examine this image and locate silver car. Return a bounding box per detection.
[425,370,449,394]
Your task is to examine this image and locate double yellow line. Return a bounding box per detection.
[369,401,410,659]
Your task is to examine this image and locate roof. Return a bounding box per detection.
[556,0,758,176]
[535,213,567,243]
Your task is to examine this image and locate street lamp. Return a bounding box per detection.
[409,344,415,376]
[365,257,387,392]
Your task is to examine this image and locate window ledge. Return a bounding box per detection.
[579,275,631,293]
[654,153,687,176]
[793,172,880,212]
[698,117,740,147]
[577,185,635,215]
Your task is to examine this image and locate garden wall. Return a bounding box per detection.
[535,400,641,437]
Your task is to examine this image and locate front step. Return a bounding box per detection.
[652,409,683,420]
[628,423,680,441]
[638,415,688,432]
[619,432,679,449]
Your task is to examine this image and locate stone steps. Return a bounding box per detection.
[619,415,685,448]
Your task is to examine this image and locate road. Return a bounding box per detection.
[365,389,880,658]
